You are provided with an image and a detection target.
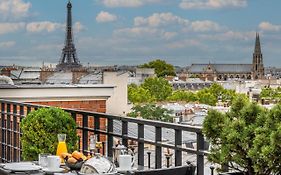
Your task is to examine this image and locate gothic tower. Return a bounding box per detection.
[252,33,264,79]
[56,0,82,71]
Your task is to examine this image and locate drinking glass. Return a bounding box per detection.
[39,153,51,168]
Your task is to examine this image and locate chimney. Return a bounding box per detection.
[72,69,88,84]
[40,67,55,83]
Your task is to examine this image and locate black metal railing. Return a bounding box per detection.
[0,100,208,175]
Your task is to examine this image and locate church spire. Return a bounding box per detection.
[56,0,82,71]
[252,32,264,79]
[254,32,261,54]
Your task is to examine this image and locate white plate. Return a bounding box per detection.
[3,162,42,172]
[116,167,137,173]
[42,167,65,174]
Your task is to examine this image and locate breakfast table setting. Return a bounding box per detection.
[0,134,143,175]
[0,155,145,175]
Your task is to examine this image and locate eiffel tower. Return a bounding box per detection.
[56,0,82,71]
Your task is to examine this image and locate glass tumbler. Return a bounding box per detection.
[38,153,50,168]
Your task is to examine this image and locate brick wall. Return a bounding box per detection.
[31,100,106,113]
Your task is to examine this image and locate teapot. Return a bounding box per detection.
[112,142,135,169]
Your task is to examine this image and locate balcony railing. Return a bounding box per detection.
[0,100,208,175]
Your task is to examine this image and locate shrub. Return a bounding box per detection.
[21,107,78,161]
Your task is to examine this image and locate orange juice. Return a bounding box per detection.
[56,134,68,163]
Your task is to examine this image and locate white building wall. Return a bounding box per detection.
[0,85,115,102]
[103,72,131,116]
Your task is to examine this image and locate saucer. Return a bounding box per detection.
[42,167,65,174]
[116,167,137,173]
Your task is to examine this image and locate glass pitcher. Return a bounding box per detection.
[56,134,68,163]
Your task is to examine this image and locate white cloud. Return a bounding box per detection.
[134,13,222,32]
[96,11,117,23]
[74,22,85,33]
[191,20,222,32]
[0,22,25,35]
[26,21,64,33]
[35,44,63,51]
[101,0,161,8]
[163,32,177,40]
[134,12,189,27]
[114,27,159,38]
[259,22,281,32]
[114,27,178,41]
[133,12,222,34]
[180,0,247,9]
[0,0,31,19]
[114,12,224,44]
[166,39,201,49]
[101,0,142,7]
[200,30,256,41]
[0,41,16,48]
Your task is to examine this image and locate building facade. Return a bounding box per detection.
[188,33,265,81]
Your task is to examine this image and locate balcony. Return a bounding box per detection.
[0,100,209,175]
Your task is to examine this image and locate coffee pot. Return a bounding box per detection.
[112,141,134,168]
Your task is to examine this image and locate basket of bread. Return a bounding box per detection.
[61,151,90,170]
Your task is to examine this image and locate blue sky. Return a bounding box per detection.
[0,0,281,67]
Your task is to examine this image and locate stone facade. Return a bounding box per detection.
[188,33,265,81]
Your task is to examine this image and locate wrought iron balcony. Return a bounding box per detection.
[0,100,209,175]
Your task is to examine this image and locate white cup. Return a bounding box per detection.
[47,155,60,170]
[119,155,132,170]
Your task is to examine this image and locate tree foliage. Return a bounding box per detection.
[139,59,176,77]
[128,77,173,104]
[21,108,78,161]
[196,90,217,106]
[260,87,281,102]
[167,90,197,102]
[128,84,155,104]
[203,95,281,175]
[166,83,236,106]
[127,103,173,122]
[141,77,173,101]
[129,82,238,106]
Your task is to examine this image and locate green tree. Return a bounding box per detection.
[203,95,281,175]
[139,59,176,77]
[128,103,173,122]
[259,87,281,103]
[128,84,155,104]
[208,83,225,99]
[167,90,197,102]
[250,104,281,174]
[260,87,275,99]
[195,83,236,106]
[141,77,173,101]
[196,90,217,106]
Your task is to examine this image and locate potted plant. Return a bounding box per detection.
[21,107,79,161]
[203,95,281,175]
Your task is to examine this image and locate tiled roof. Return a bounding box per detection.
[79,72,102,84]
[11,69,40,80]
[46,72,72,84]
[188,64,252,73]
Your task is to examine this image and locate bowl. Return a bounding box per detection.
[65,160,84,170]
